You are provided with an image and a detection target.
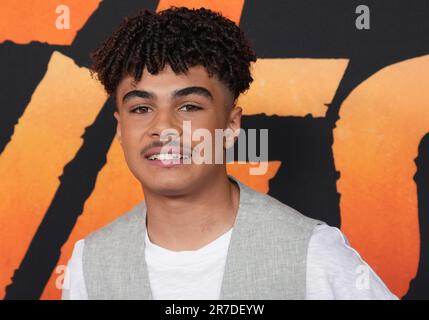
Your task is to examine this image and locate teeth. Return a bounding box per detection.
[148,153,190,161]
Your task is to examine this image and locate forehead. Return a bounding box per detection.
[116,64,232,103]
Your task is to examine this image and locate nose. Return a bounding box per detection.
[147,108,182,141]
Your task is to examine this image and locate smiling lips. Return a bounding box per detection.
[143,146,192,167]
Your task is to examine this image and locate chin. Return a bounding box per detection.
[145,180,192,196]
[139,170,197,195]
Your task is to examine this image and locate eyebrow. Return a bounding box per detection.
[122,90,155,103]
[173,86,214,101]
[122,86,214,103]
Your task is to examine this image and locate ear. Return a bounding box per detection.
[113,111,122,145]
[225,105,242,149]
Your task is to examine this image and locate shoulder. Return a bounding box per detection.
[241,183,325,233]
[80,201,147,288]
[62,239,87,300]
[306,224,398,299]
[308,225,363,272]
[84,201,146,245]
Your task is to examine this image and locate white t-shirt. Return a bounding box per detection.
[62,224,398,300]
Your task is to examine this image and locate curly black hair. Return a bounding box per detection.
[89,6,257,102]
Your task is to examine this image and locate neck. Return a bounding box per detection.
[143,171,240,251]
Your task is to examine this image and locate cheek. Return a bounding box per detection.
[188,112,227,132]
[187,116,228,144]
[120,124,145,157]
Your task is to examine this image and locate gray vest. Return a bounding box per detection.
[82,175,324,299]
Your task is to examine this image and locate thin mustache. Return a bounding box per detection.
[140,141,192,156]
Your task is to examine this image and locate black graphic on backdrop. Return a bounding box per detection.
[403,133,429,300]
[1,0,159,300]
[240,0,429,299]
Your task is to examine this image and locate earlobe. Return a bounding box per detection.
[230,106,242,132]
[225,106,242,149]
[113,111,122,145]
[224,130,236,149]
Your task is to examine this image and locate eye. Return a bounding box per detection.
[179,104,202,112]
[130,106,152,114]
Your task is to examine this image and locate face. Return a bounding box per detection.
[114,64,242,196]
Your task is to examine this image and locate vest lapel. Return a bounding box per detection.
[119,204,153,300]
[219,175,264,299]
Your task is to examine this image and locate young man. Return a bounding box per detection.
[62,7,397,300]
